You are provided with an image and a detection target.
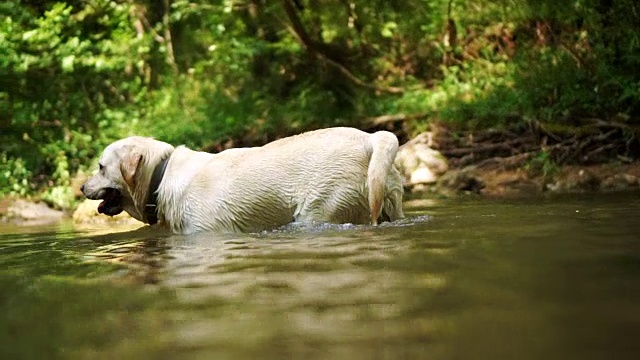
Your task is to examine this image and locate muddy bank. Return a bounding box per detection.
[427,162,640,197]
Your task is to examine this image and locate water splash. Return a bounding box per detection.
[258,215,433,235]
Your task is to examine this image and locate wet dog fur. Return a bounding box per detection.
[82,127,404,234]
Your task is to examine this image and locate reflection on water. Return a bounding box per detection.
[1,192,640,359]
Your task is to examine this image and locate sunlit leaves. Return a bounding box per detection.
[381,22,397,38]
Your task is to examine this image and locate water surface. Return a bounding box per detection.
[1,193,640,359]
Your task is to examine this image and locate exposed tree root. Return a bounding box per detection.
[426,119,640,170]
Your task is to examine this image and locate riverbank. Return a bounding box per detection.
[0,198,64,226]
[383,118,640,196]
[434,161,640,198]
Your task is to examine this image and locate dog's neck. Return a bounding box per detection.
[144,154,171,224]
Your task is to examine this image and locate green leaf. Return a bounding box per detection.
[61,55,75,72]
[381,22,398,38]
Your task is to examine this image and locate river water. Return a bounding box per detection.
[1,193,640,359]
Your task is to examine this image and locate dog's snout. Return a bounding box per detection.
[80,184,85,193]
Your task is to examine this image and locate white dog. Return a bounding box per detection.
[81,127,404,234]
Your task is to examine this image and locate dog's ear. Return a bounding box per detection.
[120,152,143,189]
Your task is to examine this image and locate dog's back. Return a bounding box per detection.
[259,127,403,225]
[159,127,403,233]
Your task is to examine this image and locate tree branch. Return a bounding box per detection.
[282,0,318,54]
[280,0,404,94]
[163,0,179,75]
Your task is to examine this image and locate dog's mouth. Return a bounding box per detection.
[95,188,124,216]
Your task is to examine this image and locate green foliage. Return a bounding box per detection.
[2,0,150,196]
[526,150,558,179]
[40,151,75,209]
[2,0,639,199]
[41,186,75,210]
[0,154,33,197]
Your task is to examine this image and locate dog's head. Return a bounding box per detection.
[81,137,174,222]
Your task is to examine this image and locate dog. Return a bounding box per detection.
[81,127,404,234]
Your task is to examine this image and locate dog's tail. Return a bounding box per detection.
[367,131,399,225]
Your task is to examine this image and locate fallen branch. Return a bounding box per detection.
[475,152,533,170]
[441,138,531,157]
[280,0,404,94]
[433,119,639,168]
[364,112,428,127]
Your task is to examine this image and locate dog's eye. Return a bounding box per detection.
[99,163,104,171]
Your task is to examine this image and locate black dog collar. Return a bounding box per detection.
[145,155,171,225]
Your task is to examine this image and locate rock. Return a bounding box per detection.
[0,199,64,225]
[435,167,485,194]
[547,169,600,192]
[395,141,449,187]
[410,167,438,184]
[73,199,140,225]
[478,169,542,196]
[601,173,639,191]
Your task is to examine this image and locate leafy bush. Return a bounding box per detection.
[0,155,33,197]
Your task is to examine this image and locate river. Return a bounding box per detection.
[1,192,640,359]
